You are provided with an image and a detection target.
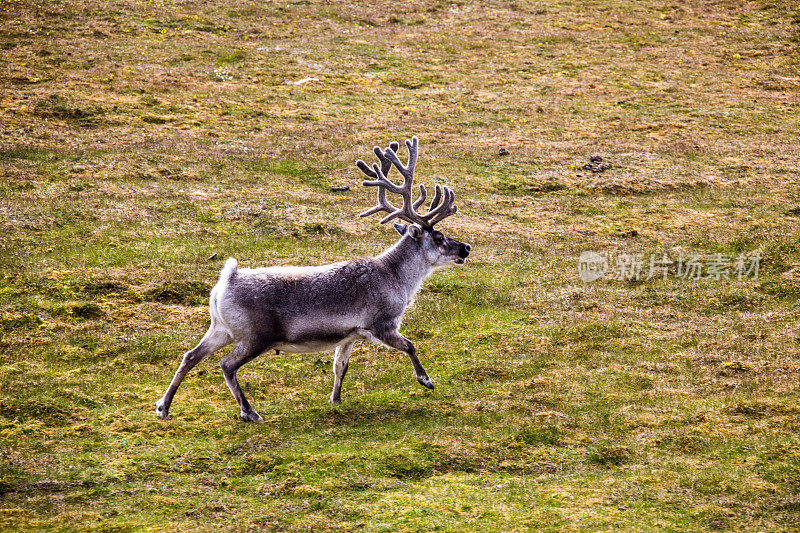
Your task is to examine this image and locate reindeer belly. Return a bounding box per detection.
[276,316,364,353]
[275,333,361,354]
[274,339,347,353]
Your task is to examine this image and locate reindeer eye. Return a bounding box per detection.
[433,233,445,244]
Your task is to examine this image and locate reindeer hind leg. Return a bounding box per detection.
[220,341,271,422]
[156,325,232,419]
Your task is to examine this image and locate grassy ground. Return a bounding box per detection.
[1,0,800,530]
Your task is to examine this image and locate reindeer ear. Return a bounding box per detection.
[393,222,423,240]
[407,224,423,240]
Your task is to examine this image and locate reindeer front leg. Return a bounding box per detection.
[330,341,355,404]
[376,330,434,390]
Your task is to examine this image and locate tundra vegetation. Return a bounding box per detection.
[1,0,799,530]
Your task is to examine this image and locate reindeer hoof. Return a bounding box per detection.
[240,410,264,423]
[417,375,434,390]
[329,396,342,405]
[155,399,170,420]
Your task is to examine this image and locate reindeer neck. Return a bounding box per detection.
[376,236,432,296]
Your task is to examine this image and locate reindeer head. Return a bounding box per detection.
[356,137,471,267]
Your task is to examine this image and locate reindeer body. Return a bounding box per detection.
[156,137,470,422]
[218,232,438,355]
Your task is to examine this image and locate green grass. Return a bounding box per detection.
[1,0,800,530]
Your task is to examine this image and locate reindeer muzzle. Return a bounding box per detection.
[456,243,471,263]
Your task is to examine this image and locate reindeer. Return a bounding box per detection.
[155,137,471,422]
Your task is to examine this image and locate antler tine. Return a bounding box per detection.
[382,136,418,185]
[359,186,394,218]
[375,142,399,179]
[373,146,394,178]
[366,162,404,191]
[356,141,399,182]
[404,136,418,176]
[427,187,457,226]
[429,206,457,226]
[420,185,454,223]
[412,184,427,210]
[355,159,378,180]
[427,184,442,211]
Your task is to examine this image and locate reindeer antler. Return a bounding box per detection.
[356,136,457,229]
